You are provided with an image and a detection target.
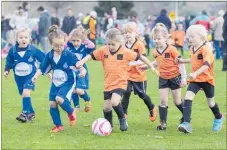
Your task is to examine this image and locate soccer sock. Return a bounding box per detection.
[175,102,183,114]
[183,100,192,123]
[210,103,222,119]
[112,103,125,120]
[103,110,113,126]
[60,100,74,115]
[72,93,80,107]
[22,97,30,114]
[121,92,131,114]
[140,94,154,111]
[159,105,168,123]
[80,91,90,102]
[50,107,62,126]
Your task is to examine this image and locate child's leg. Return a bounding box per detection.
[77,88,91,112]
[134,81,156,121]
[157,88,169,130]
[71,89,80,108]
[121,81,132,116]
[202,83,224,131]
[172,88,184,122]
[111,91,128,131]
[103,94,113,127]
[49,101,64,132]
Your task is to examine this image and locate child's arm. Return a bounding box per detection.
[188,65,209,80]
[176,57,191,64]
[83,39,95,49]
[32,69,42,83]
[76,54,92,68]
[4,49,14,78]
[178,63,187,87]
[139,55,159,76]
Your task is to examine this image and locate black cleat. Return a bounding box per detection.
[27,113,35,122]
[157,121,167,130]
[16,113,28,123]
[119,118,128,131]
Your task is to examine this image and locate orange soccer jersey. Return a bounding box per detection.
[189,44,215,86]
[91,45,140,91]
[125,38,147,82]
[152,45,180,79]
[88,17,96,40]
[175,30,185,47]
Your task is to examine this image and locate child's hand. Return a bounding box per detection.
[76,61,84,69]
[149,65,160,77]
[79,67,87,77]
[180,80,187,88]
[4,71,9,79]
[139,64,149,71]
[47,73,52,81]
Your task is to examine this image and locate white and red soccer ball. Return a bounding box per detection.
[92,118,112,136]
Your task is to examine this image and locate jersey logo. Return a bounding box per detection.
[197,54,203,60]
[28,57,33,62]
[165,53,170,58]
[63,62,68,69]
[117,54,123,60]
[104,54,108,59]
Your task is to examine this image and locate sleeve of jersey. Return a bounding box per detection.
[35,48,45,63]
[90,48,103,61]
[171,47,181,59]
[138,42,146,56]
[202,47,214,67]
[40,54,51,75]
[127,50,140,61]
[5,48,14,72]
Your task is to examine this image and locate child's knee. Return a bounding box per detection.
[104,100,112,110]
[76,89,84,95]
[22,89,31,97]
[49,101,57,108]
[55,96,64,104]
[207,97,215,107]
[111,99,120,106]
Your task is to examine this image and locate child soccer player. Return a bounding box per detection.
[175,23,186,56]
[4,27,45,123]
[141,23,187,130]
[67,26,95,112]
[177,24,224,133]
[32,25,86,133]
[76,28,158,131]
[121,22,157,121]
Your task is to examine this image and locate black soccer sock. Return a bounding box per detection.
[210,103,222,119]
[159,105,168,123]
[139,93,154,111]
[121,92,131,114]
[175,101,183,114]
[112,103,125,120]
[103,110,113,126]
[183,100,192,123]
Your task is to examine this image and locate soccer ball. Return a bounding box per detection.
[92,118,112,136]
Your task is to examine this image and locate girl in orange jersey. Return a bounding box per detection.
[141,23,187,130]
[76,28,158,132]
[122,22,157,122]
[175,23,186,56]
[177,24,224,134]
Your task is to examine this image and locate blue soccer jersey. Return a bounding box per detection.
[5,43,45,94]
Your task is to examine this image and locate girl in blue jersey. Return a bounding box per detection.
[32,25,87,133]
[4,28,45,123]
[67,26,95,112]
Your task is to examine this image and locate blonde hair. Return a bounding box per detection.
[186,24,213,51]
[48,25,66,44]
[16,27,31,38]
[105,28,124,44]
[123,22,146,44]
[69,26,89,41]
[151,23,169,40]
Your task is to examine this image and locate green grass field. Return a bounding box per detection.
[1,51,226,149]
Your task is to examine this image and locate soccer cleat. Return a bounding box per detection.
[119,118,128,131]
[124,113,128,119]
[149,106,157,122]
[178,122,192,134]
[27,113,35,122]
[50,126,64,133]
[157,121,167,130]
[212,115,224,132]
[84,101,91,112]
[75,105,80,113]
[16,113,27,123]
[68,109,76,126]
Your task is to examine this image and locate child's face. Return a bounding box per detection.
[187,31,202,47]
[71,37,82,48]
[107,40,121,52]
[124,31,136,42]
[153,33,167,48]
[17,31,30,47]
[52,38,65,53]
[178,24,183,30]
